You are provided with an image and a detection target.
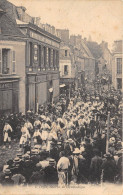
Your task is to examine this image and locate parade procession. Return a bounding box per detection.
[0,87,122,187]
[0,0,122,190]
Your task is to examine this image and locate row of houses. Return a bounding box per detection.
[87,39,122,92]
[1,0,121,116]
[58,31,95,94]
[98,40,122,91]
[0,0,96,115]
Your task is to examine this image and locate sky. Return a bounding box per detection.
[9,0,123,49]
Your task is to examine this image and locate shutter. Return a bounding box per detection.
[0,49,2,73]
[12,50,16,73]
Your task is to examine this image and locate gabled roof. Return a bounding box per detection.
[81,39,94,59]
[0,13,26,38]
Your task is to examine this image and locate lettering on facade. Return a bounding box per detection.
[0,83,12,89]
[30,31,59,48]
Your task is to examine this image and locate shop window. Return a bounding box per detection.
[117,58,122,74]
[117,78,122,89]
[64,65,68,75]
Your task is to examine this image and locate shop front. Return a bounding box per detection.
[0,78,19,116]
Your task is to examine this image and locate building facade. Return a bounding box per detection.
[59,42,75,95]
[0,7,26,115]
[58,31,95,95]
[18,22,60,112]
[0,0,61,114]
[97,41,113,76]
[16,5,61,112]
[112,40,122,91]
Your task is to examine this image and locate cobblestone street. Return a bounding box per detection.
[0,140,20,168]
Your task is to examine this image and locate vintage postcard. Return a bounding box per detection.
[0,0,122,194]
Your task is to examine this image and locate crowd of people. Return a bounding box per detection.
[0,87,122,187]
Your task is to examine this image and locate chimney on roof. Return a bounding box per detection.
[16,6,26,21]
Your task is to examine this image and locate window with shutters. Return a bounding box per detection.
[2,49,10,74]
[12,50,16,73]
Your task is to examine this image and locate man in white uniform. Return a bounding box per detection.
[3,121,13,149]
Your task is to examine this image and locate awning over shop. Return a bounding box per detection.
[60,84,66,88]
[49,88,53,92]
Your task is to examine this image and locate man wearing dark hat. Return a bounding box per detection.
[1,169,14,185]
[29,164,45,185]
[43,159,58,185]
[101,153,117,182]
[50,140,59,162]
[89,148,102,183]
[11,158,26,186]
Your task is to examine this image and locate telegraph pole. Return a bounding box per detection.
[106,112,110,153]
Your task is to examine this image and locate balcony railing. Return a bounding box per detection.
[26,66,59,73]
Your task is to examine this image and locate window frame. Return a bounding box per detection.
[12,50,16,74]
[64,65,68,75]
[0,46,13,75]
[65,50,68,57]
[117,58,122,74]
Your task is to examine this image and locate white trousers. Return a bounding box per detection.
[4,132,11,142]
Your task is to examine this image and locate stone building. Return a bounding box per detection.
[98,41,113,75]
[58,31,95,94]
[112,40,122,91]
[59,42,75,95]
[0,0,61,114]
[0,6,26,115]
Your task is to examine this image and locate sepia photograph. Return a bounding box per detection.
[0,0,122,194]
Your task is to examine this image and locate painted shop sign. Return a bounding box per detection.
[0,83,12,89]
[30,31,59,48]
